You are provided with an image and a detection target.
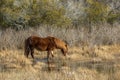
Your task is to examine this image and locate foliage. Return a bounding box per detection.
[107,13,120,24]
[28,0,71,27]
[0,0,71,29]
[72,0,120,26]
[83,0,109,24]
[0,0,119,29]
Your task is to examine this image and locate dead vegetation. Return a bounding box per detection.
[0,45,120,80]
[0,24,120,80]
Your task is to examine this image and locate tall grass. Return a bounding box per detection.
[0,23,120,50]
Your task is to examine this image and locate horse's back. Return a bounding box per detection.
[26,35,67,50]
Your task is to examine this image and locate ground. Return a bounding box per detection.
[0,45,120,80]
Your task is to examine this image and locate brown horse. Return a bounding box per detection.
[24,36,68,60]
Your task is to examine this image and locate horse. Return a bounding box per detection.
[24,36,68,60]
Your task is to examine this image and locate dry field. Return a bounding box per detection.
[0,24,120,80]
[0,45,120,80]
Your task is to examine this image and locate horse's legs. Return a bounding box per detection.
[24,45,30,58]
[47,50,54,60]
[30,47,34,59]
[51,51,54,57]
[47,51,50,60]
[47,50,53,71]
[26,50,29,58]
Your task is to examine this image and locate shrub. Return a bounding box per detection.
[83,0,109,24]
[0,0,71,29]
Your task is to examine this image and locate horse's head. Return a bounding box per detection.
[61,44,68,56]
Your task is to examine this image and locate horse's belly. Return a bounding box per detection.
[35,46,47,51]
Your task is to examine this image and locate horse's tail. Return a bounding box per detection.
[24,38,31,58]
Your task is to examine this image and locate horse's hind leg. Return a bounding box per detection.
[30,48,34,59]
[26,50,29,58]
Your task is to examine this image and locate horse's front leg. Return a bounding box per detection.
[47,51,51,61]
[51,51,54,57]
[47,50,53,71]
[47,50,54,60]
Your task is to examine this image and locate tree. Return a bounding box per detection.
[83,0,109,24]
[0,0,71,29]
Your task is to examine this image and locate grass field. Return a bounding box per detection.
[0,45,120,80]
[0,25,120,80]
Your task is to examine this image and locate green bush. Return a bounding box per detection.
[83,0,109,24]
[107,13,120,24]
[0,0,119,29]
[0,0,71,29]
[28,0,71,27]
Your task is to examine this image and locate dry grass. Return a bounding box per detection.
[0,24,120,80]
[0,24,120,50]
[0,45,120,80]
